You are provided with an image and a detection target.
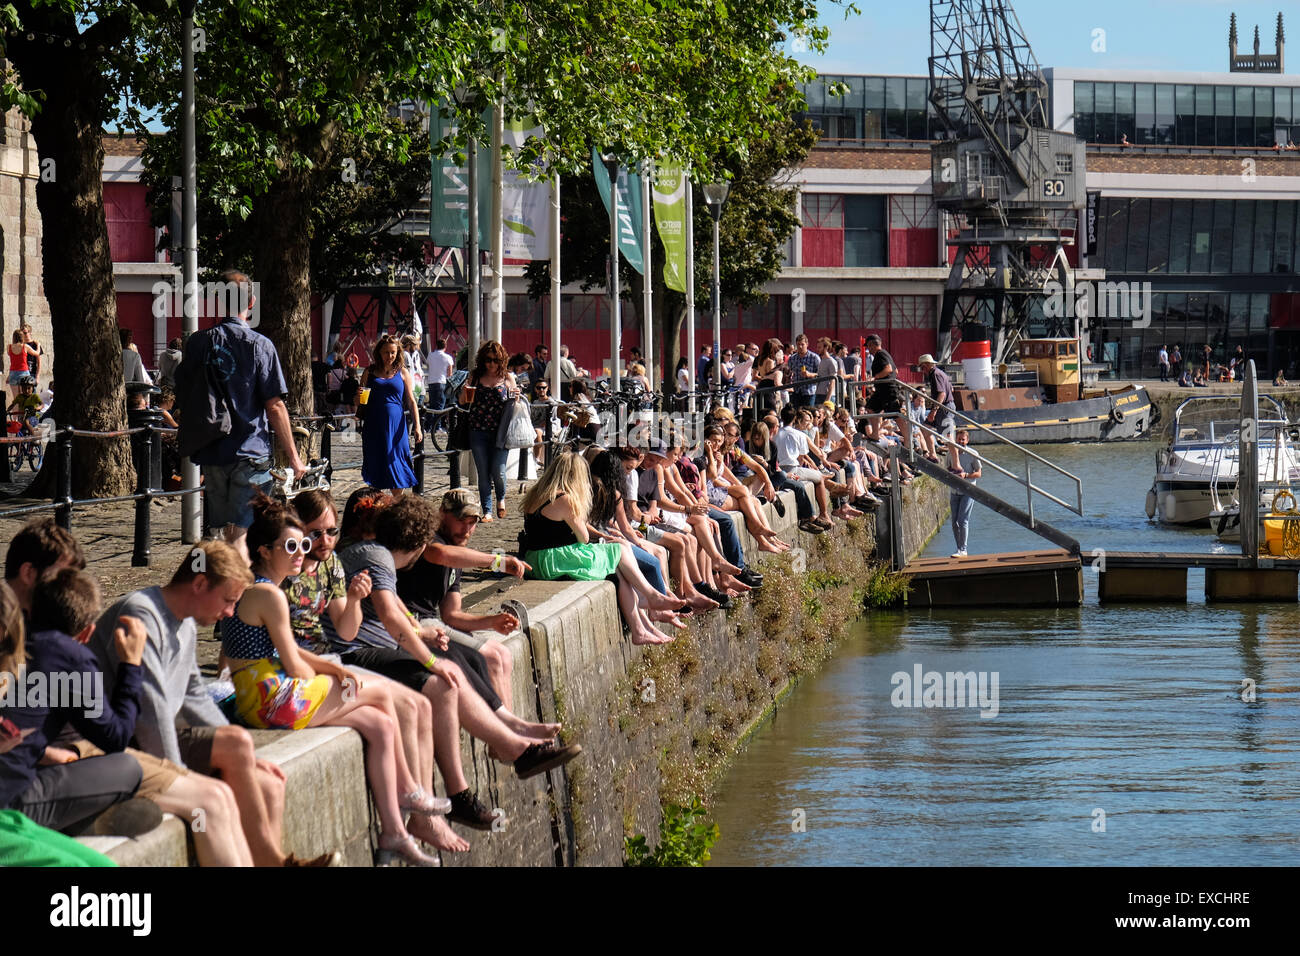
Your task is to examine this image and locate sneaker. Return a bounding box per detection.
[951,550,967,557]
[696,582,733,609]
[92,797,164,838]
[514,740,584,780]
[798,519,826,535]
[737,568,764,588]
[447,788,495,830]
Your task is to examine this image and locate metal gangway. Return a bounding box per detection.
[867,376,1085,567]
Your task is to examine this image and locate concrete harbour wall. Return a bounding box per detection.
[81,476,947,867]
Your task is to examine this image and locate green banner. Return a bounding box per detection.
[430,104,492,248]
[591,146,645,275]
[651,163,687,292]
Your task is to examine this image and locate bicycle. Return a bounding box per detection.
[5,411,45,473]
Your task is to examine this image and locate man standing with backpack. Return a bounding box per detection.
[176,270,306,552]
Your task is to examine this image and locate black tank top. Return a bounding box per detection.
[522,495,578,551]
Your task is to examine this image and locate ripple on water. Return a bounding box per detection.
[708,443,1300,866]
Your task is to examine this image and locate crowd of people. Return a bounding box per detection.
[0,269,989,866]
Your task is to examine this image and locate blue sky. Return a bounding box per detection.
[797,0,1289,75]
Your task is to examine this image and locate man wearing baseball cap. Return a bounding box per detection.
[917,354,959,469]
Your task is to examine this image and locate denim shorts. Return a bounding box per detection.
[202,457,273,530]
[8,370,27,386]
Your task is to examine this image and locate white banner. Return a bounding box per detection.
[501,118,550,260]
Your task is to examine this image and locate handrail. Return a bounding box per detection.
[884,378,1084,522]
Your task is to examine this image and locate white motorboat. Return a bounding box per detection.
[1145,396,1300,527]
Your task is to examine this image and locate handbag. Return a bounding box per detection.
[498,396,536,450]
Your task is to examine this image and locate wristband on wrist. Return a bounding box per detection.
[490,553,504,572]
[424,654,437,670]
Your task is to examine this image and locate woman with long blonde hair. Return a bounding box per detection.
[520,453,684,645]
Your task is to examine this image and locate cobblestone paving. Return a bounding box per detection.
[0,447,534,674]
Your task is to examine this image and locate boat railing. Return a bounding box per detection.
[884,378,1084,524]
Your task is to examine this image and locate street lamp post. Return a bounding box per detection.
[179,0,201,543]
[454,87,481,360]
[602,154,622,391]
[702,182,730,393]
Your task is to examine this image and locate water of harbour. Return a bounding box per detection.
[709,441,1300,866]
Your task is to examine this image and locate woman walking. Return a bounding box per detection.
[462,340,518,521]
[361,335,421,493]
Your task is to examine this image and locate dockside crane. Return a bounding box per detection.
[928,0,1086,366]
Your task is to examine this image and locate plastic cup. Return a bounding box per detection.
[463,385,477,405]
[358,387,371,405]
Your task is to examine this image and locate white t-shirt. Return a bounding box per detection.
[426,349,454,384]
[775,425,810,470]
[677,367,690,391]
[733,357,755,389]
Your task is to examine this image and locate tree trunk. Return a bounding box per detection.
[15,42,134,497]
[249,174,314,419]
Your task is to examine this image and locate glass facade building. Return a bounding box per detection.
[1074,81,1300,147]
[1090,198,1300,378]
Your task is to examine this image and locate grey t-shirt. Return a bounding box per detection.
[955,446,982,487]
[90,586,226,768]
[816,353,839,397]
[325,540,400,651]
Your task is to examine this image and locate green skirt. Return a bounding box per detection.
[525,543,621,581]
[0,809,116,867]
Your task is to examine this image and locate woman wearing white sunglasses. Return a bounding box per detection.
[221,494,441,866]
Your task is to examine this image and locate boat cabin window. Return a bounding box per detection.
[1057,343,1075,356]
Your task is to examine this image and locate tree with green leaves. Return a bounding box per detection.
[2,0,170,496]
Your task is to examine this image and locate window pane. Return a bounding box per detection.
[1235,86,1254,146]
[1195,85,1214,144]
[1255,87,1275,146]
[1190,200,1213,272]
[1075,81,1094,112]
[1176,84,1195,144]
[1231,201,1255,273]
[1168,200,1192,273]
[884,77,906,139]
[864,76,885,109]
[841,75,865,110]
[1210,200,1234,273]
[1275,201,1296,274]
[1278,88,1294,125]
[1216,86,1235,145]
[1075,82,1095,141]
[906,78,927,139]
[843,195,883,229]
[1126,199,1149,272]
[1252,200,1274,273]
[1135,83,1155,143]
[1115,83,1136,143]
[1103,199,1129,273]
[805,78,825,110]
[1095,82,1115,142]
[1155,85,1175,143]
[1147,199,1172,273]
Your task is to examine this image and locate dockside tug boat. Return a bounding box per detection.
[950,336,1153,445]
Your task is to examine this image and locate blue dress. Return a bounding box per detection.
[361,370,417,490]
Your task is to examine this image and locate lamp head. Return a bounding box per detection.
[702,181,730,207]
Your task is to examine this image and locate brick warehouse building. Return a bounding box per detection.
[96,39,1300,384]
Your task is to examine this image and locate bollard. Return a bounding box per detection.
[412,414,426,495]
[128,404,162,567]
[0,430,9,484]
[320,418,333,483]
[54,427,72,531]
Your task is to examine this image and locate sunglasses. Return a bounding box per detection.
[307,527,340,541]
[280,537,308,555]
